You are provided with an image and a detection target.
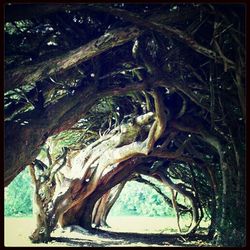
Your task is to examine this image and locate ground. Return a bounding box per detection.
[4,216,213,247]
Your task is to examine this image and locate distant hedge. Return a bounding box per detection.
[110,179,176,217]
[4,167,33,217]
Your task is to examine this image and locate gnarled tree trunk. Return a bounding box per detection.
[29,89,166,242]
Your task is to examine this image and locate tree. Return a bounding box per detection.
[4,3,245,246]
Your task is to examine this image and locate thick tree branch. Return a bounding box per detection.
[86,5,236,68]
[11,84,166,190]
[5,26,141,91]
[4,77,167,187]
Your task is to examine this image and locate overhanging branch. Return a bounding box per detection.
[86,5,236,68]
[5,26,141,91]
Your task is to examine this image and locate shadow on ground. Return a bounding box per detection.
[51,229,211,247]
[5,217,212,247]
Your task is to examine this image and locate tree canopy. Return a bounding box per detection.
[4,3,245,247]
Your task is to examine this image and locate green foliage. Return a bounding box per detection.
[4,167,33,217]
[110,178,176,217]
[4,22,17,35]
[5,20,33,35]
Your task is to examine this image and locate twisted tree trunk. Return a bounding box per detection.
[29,89,167,242]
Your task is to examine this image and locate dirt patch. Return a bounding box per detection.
[4,216,213,247]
